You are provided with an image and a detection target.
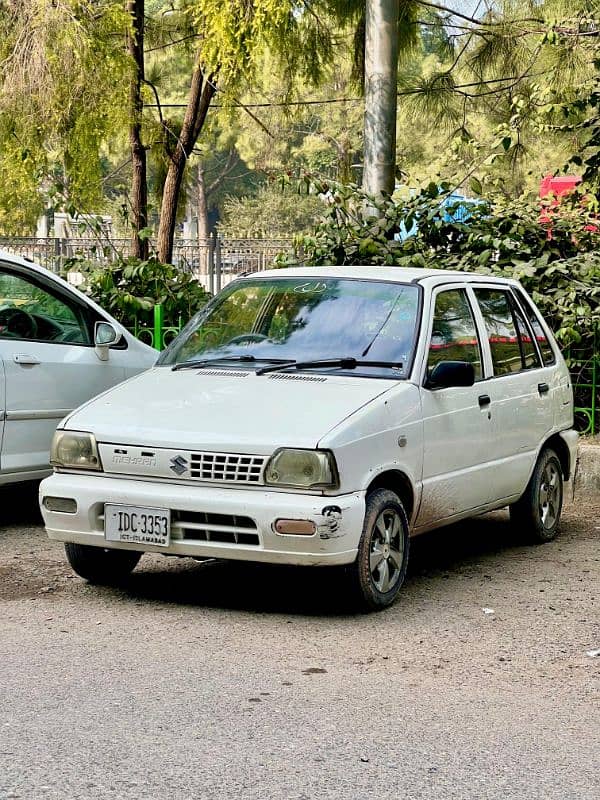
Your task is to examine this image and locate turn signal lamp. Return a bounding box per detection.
[274,519,317,536]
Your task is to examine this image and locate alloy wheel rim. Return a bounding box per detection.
[539,462,560,529]
[369,509,404,593]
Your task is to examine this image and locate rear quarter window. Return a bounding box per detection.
[513,289,556,366]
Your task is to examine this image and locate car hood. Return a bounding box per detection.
[63,366,398,453]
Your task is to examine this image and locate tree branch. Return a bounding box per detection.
[141,77,165,126]
[206,149,238,195]
[232,98,275,139]
[145,33,202,53]
[102,156,132,184]
[415,1,544,28]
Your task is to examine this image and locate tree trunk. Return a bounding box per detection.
[196,163,210,273]
[127,0,148,260]
[196,163,210,240]
[362,0,400,199]
[156,59,215,264]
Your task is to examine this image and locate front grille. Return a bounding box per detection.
[189,452,267,484]
[173,510,260,546]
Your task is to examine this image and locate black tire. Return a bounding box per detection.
[509,448,564,543]
[346,489,410,611]
[65,543,142,585]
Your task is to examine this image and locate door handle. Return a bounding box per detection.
[13,354,41,366]
[538,382,550,395]
[478,394,491,407]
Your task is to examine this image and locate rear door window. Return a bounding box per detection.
[474,288,541,375]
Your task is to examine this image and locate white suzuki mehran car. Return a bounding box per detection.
[0,251,156,484]
[40,267,577,610]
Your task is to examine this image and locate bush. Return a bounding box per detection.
[68,255,210,331]
[283,180,600,349]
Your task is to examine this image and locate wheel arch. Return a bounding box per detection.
[543,433,571,480]
[366,470,415,524]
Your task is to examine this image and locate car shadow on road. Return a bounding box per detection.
[114,510,529,616]
[0,481,43,527]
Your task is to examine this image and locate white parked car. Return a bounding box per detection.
[40,266,577,610]
[0,251,156,484]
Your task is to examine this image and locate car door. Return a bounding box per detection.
[0,357,5,452]
[469,285,554,502]
[0,264,127,475]
[415,286,494,529]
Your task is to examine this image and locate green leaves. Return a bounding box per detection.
[68,255,210,330]
[0,0,131,229]
[469,177,483,196]
[286,177,599,360]
[137,227,154,242]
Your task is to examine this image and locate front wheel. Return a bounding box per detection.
[65,543,142,585]
[510,448,564,543]
[346,489,410,611]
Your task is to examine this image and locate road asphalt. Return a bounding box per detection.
[0,483,598,800]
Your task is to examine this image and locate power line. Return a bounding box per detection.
[143,74,543,111]
[145,97,361,109]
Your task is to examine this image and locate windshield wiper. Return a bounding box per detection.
[256,357,403,375]
[172,356,289,372]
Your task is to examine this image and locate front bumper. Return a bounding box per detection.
[39,473,365,567]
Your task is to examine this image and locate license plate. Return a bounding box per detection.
[105,504,171,547]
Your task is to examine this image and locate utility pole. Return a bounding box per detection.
[362,0,400,199]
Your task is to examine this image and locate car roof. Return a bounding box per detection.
[244,264,517,288]
[0,249,53,276]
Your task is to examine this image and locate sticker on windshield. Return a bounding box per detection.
[293,282,328,294]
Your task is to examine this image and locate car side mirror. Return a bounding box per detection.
[94,321,122,361]
[426,360,475,390]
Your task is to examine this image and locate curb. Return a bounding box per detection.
[574,443,600,501]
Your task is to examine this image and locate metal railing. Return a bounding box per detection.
[0,235,292,292]
[134,305,183,352]
[568,324,598,436]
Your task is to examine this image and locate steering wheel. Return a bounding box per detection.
[0,307,38,339]
[227,333,268,345]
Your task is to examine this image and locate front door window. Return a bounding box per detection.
[0,271,90,344]
[427,288,482,380]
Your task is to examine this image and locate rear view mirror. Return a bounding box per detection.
[94,321,122,361]
[426,360,475,390]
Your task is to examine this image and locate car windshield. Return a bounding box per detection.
[158,277,420,378]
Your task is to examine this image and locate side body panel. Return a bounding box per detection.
[0,340,127,473]
[481,365,555,500]
[318,383,423,521]
[0,356,5,468]
[416,385,494,527]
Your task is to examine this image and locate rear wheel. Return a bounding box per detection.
[346,489,410,611]
[510,448,564,543]
[65,543,142,585]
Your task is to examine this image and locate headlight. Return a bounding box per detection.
[50,430,102,471]
[265,449,338,489]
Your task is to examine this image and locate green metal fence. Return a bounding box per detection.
[133,304,183,351]
[568,324,598,436]
[135,306,599,436]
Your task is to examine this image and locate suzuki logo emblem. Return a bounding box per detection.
[169,455,188,476]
